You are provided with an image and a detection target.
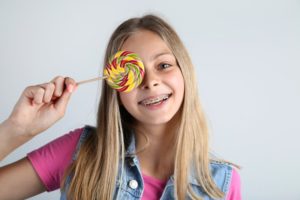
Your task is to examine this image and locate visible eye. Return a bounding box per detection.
[159,63,171,70]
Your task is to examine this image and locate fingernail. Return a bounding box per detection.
[67,85,74,93]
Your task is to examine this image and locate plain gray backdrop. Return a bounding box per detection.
[1,0,299,199]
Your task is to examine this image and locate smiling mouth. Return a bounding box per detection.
[138,94,172,106]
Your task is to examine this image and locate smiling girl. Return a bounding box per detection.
[0,14,241,200]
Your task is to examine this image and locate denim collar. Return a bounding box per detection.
[124,131,203,188]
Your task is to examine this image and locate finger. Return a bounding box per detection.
[54,84,73,115]
[51,76,65,97]
[53,77,76,114]
[64,77,77,93]
[39,82,55,103]
[24,86,45,105]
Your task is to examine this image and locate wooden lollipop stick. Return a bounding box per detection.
[76,76,108,85]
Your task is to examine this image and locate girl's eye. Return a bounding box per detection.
[159,63,171,70]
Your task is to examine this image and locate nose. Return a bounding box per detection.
[140,69,159,90]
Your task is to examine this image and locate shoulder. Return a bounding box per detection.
[189,160,241,199]
[80,125,96,138]
[209,160,241,196]
[26,127,87,191]
[74,125,96,147]
[209,160,237,176]
[226,165,241,200]
[68,125,96,160]
[27,127,86,161]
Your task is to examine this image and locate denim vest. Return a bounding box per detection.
[60,126,233,200]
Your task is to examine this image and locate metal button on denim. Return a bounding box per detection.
[128,180,138,189]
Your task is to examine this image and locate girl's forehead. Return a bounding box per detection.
[121,30,174,61]
[123,31,158,46]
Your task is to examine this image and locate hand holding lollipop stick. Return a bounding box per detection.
[76,51,145,92]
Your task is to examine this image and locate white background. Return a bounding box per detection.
[0,0,299,199]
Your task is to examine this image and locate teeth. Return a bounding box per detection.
[141,94,169,106]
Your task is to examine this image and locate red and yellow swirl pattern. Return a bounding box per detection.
[104,51,145,92]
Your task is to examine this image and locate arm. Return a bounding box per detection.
[0,76,76,199]
[0,158,46,199]
[0,119,31,161]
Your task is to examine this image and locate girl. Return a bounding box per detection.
[0,14,241,200]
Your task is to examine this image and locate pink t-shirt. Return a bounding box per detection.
[226,168,241,200]
[142,173,168,200]
[27,128,83,191]
[27,128,241,199]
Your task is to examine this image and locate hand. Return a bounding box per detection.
[6,76,77,137]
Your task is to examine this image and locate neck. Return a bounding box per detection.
[133,116,180,180]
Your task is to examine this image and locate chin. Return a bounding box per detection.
[139,114,175,126]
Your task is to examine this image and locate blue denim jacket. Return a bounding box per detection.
[60,126,233,200]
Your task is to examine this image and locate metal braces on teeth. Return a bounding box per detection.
[143,94,169,105]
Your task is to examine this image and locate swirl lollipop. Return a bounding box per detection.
[104,51,145,92]
[77,50,145,92]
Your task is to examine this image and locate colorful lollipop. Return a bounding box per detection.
[77,50,145,92]
[104,51,145,92]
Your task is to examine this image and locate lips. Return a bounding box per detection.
[138,94,172,106]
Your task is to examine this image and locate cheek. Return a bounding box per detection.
[119,92,137,111]
[119,93,131,107]
[169,70,185,94]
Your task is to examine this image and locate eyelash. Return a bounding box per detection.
[159,63,172,70]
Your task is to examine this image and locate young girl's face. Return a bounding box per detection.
[119,30,184,126]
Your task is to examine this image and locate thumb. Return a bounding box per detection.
[55,84,75,113]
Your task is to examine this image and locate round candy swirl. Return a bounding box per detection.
[104,50,145,92]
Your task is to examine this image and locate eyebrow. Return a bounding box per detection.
[151,52,173,61]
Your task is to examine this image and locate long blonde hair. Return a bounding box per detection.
[62,14,224,200]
